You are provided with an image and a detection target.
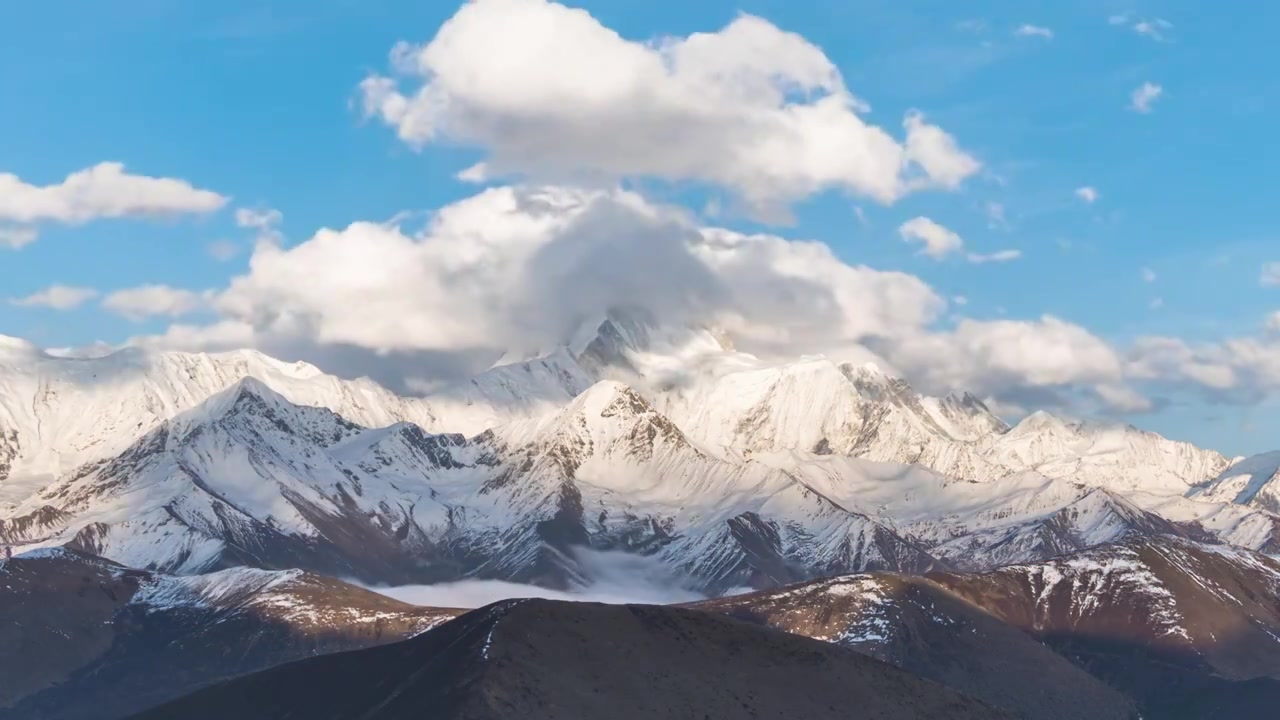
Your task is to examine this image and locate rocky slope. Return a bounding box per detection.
[705,536,1280,719]
[0,548,457,720]
[698,574,1138,720]
[130,598,1014,720]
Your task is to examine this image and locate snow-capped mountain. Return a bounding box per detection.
[567,313,1230,494]
[1,378,938,591]
[754,451,1190,570]
[1189,451,1280,513]
[0,337,436,508]
[0,314,1267,595]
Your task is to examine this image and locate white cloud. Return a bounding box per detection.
[203,186,944,361]
[0,163,226,225]
[1131,335,1239,392]
[898,216,963,259]
[1075,186,1099,204]
[952,295,969,306]
[967,249,1021,264]
[1130,82,1163,113]
[1109,15,1173,40]
[1262,262,1280,287]
[138,184,1154,413]
[1141,267,1157,283]
[362,548,705,608]
[235,207,283,232]
[880,315,1135,409]
[9,285,99,310]
[1133,18,1172,40]
[1095,383,1153,412]
[207,240,239,262]
[1266,312,1280,333]
[102,285,208,321]
[1149,297,1164,309]
[1014,24,1054,39]
[0,227,37,249]
[44,341,118,359]
[357,0,979,217]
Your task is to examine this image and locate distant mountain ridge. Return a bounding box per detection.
[0,311,1273,591]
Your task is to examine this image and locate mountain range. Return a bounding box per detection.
[3,310,1280,718]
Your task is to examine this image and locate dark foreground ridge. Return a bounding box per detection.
[132,598,1014,720]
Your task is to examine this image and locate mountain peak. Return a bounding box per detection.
[569,380,654,419]
[167,376,361,446]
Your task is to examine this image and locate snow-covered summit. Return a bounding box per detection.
[1190,451,1280,512]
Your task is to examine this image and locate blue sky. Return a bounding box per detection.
[1,0,1278,455]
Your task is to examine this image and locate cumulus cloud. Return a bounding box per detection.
[201,187,942,362]
[876,315,1134,409]
[1125,333,1280,402]
[1130,82,1163,113]
[357,0,979,217]
[129,183,1156,412]
[0,163,226,225]
[102,285,209,321]
[9,285,99,310]
[898,216,963,259]
[1014,24,1054,39]
[0,227,37,249]
[1262,262,1280,287]
[1075,186,1099,204]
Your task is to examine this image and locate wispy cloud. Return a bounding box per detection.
[1133,19,1173,40]
[207,240,239,262]
[1130,82,1163,113]
[1263,262,1280,287]
[899,216,963,259]
[1014,24,1054,39]
[9,284,99,310]
[1075,186,1100,204]
[0,226,37,250]
[967,249,1022,264]
[986,201,1008,229]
